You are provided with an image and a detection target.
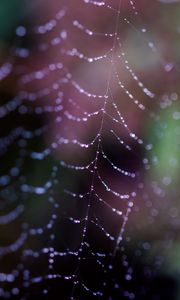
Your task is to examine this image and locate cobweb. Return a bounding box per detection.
[0,0,179,299]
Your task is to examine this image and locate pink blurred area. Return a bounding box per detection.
[19,0,169,158]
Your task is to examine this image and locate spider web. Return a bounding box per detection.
[0,0,179,299]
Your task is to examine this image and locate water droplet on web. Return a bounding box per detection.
[173,111,180,120]
[16,26,27,37]
[164,63,174,72]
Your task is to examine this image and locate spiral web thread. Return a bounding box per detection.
[0,0,178,299]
